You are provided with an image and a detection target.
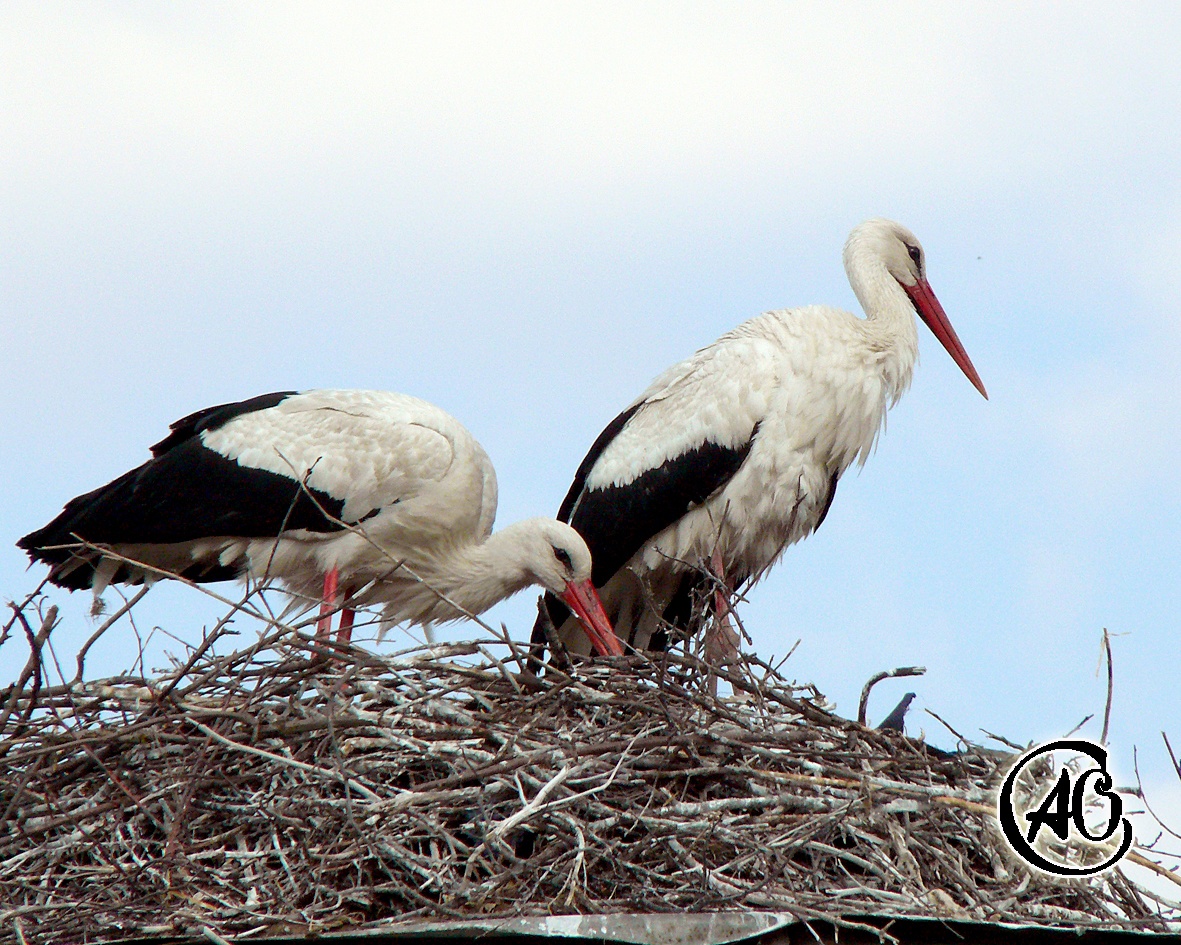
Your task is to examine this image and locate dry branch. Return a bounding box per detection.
[0,588,1175,944]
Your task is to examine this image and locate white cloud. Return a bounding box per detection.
[4,2,1179,220]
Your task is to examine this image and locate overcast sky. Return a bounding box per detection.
[2,2,1179,878]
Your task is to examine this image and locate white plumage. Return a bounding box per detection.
[207,390,502,622]
[539,218,986,658]
[21,389,622,654]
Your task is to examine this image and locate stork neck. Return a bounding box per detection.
[845,248,920,403]
[428,522,540,618]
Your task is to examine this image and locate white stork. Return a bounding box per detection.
[20,389,623,656]
[534,218,986,663]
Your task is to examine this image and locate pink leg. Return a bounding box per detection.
[316,567,340,640]
[710,549,732,623]
[337,594,356,645]
[705,550,740,693]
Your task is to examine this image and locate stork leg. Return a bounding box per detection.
[337,592,356,645]
[314,568,358,645]
[316,567,341,641]
[704,549,740,695]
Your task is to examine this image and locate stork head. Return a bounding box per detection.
[848,218,988,400]
[516,519,624,657]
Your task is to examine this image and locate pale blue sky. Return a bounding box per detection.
[2,2,1179,876]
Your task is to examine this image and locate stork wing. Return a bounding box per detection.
[560,333,776,585]
[19,390,467,568]
[566,420,758,586]
[201,390,462,528]
[148,391,298,456]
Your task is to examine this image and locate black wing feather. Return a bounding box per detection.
[556,402,642,523]
[535,402,757,646]
[570,427,758,587]
[150,391,297,456]
[19,392,347,588]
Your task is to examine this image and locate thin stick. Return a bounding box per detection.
[0,605,58,739]
[1100,628,1114,745]
[74,585,151,682]
[1164,732,1180,780]
[858,666,926,727]
[0,575,52,649]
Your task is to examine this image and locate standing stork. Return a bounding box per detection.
[534,218,986,664]
[19,389,623,656]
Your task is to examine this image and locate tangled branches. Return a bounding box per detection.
[0,590,1175,943]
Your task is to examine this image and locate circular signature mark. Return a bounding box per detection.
[997,739,1133,876]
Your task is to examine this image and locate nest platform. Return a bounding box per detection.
[0,593,1177,944]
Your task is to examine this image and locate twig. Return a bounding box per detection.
[0,575,53,649]
[0,605,58,740]
[1100,628,1114,745]
[924,707,969,748]
[1133,746,1181,843]
[858,666,926,727]
[188,720,382,802]
[74,586,151,682]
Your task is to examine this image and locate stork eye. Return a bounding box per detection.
[551,546,573,569]
[906,244,922,268]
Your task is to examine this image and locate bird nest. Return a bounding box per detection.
[1,587,1178,944]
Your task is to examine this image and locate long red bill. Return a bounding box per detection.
[904,278,988,400]
[561,579,624,657]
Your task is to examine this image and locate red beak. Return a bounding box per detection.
[561,578,624,657]
[904,278,988,400]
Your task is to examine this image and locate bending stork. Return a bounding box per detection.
[534,218,986,664]
[20,389,622,656]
